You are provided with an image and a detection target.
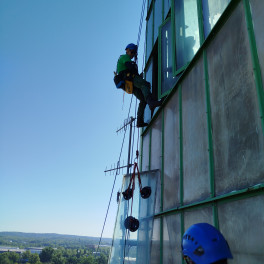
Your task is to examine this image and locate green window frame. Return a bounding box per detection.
[172,0,200,76]
[158,17,179,98]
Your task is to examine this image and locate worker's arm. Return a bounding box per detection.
[125,61,139,75]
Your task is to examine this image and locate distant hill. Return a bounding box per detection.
[0,232,112,249]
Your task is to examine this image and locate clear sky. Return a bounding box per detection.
[0,0,146,238]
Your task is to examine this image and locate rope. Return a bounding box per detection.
[137,0,147,47]
[98,0,147,258]
[96,95,134,255]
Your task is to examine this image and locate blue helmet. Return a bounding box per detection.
[182,223,233,264]
[125,43,138,53]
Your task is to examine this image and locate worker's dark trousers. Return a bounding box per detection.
[133,75,151,122]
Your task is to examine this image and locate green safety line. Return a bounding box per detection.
[243,0,264,134]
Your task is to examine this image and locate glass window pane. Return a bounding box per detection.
[202,0,230,38]
[148,0,152,10]
[161,19,177,95]
[164,0,171,19]
[154,0,163,42]
[218,196,264,263]
[181,57,210,205]
[163,214,182,264]
[109,172,158,264]
[249,0,264,87]
[207,2,264,196]
[163,91,180,210]
[184,207,214,231]
[149,218,160,264]
[175,0,200,70]
[145,58,153,87]
[141,132,150,171]
[150,115,162,170]
[144,60,153,124]
[146,10,154,61]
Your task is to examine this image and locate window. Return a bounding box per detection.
[202,0,231,38]
[159,18,178,96]
[146,9,154,62]
[147,0,153,11]
[144,58,153,124]
[144,44,159,123]
[174,0,200,72]
[154,0,163,42]
[164,0,171,19]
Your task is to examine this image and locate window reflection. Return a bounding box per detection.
[202,0,231,38]
[164,0,171,19]
[154,0,163,42]
[146,10,154,61]
[161,19,177,95]
[144,60,153,123]
[175,0,200,70]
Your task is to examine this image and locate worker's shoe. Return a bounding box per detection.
[147,96,162,111]
[137,119,148,128]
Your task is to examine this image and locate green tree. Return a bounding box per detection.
[39,247,54,263]
[29,253,41,264]
[66,255,79,264]
[8,252,20,263]
[51,250,65,264]
[96,254,107,264]
[80,255,95,264]
[0,253,12,264]
[22,250,32,261]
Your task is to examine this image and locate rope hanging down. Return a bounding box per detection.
[96,0,147,256]
[95,96,134,255]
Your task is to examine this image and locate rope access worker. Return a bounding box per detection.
[182,223,233,264]
[114,43,162,127]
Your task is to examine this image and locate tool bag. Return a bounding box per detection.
[114,72,133,94]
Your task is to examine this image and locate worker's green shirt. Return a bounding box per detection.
[116,54,131,74]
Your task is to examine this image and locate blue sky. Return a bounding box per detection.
[0,0,146,238]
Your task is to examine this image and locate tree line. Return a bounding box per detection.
[0,232,111,249]
[0,246,109,264]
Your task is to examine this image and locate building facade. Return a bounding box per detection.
[109,0,264,263]
[142,0,264,263]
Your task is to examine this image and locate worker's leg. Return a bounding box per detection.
[133,87,147,126]
[133,75,151,101]
[133,75,162,111]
